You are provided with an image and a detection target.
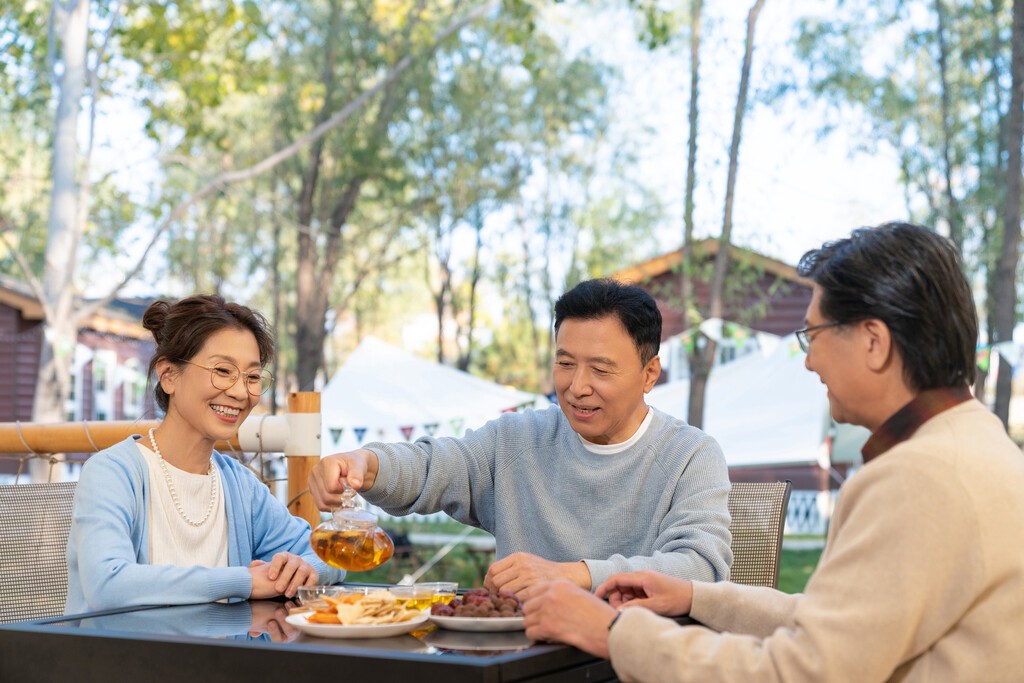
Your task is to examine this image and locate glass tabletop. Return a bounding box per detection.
[38,600,537,656]
[2,600,619,683]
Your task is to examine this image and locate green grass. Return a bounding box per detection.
[346,537,493,587]
[331,516,493,587]
[340,516,825,594]
[778,547,822,594]
[376,516,489,535]
[1009,423,1024,448]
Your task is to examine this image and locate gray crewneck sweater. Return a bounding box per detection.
[364,405,731,588]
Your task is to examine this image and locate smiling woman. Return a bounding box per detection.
[63,295,343,616]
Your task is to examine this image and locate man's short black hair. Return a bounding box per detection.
[797,222,977,391]
[553,278,662,366]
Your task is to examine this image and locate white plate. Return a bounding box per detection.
[428,614,525,632]
[285,611,429,639]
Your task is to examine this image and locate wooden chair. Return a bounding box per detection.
[0,482,78,623]
[727,481,792,589]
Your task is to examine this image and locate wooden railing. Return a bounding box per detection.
[0,392,323,528]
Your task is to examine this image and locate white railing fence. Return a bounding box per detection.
[784,489,834,536]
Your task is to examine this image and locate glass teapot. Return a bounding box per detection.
[310,486,394,571]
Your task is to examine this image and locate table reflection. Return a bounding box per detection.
[50,600,297,642]
[48,602,536,656]
[3,601,614,683]
[421,627,534,656]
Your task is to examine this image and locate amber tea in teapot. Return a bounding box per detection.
[310,525,394,571]
[310,488,394,571]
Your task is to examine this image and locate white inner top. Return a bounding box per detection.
[137,440,229,568]
[577,406,655,455]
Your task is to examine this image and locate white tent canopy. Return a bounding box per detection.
[647,334,847,468]
[320,336,547,455]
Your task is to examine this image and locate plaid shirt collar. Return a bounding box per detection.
[861,385,974,463]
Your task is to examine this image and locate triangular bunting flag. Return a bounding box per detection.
[424,422,439,436]
[353,427,367,442]
[682,334,696,356]
[501,406,517,413]
[400,425,415,440]
[977,346,991,372]
[732,326,749,352]
[450,417,465,436]
[329,427,344,445]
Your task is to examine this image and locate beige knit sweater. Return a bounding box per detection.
[608,399,1024,682]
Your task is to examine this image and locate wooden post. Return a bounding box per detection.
[286,392,321,528]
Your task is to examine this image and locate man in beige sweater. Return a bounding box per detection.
[522,222,1024,682]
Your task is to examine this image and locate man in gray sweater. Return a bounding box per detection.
[309,279,732,596]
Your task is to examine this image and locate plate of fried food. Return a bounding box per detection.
[428,588,525,632]
[285,589,429,638]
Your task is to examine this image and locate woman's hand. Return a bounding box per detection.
[308,449,379,511]
[248,553,319,599]
[595,570,694,616]
[248,600,300,642]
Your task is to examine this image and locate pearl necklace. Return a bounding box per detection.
[148,428,219,528]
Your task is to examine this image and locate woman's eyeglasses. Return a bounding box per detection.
[180,359,274,396]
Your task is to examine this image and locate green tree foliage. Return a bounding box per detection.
[792,0,1021,421]
[0,0,136,278]
[0,0,688,410]
[118,1,267,145]
[0,2,51,266]
[407,19,622,372]
[111,0,654,395]
[112,0,511,390]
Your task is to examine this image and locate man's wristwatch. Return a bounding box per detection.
[608,611,623,631]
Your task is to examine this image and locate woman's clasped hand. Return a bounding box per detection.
[248,552,320,599]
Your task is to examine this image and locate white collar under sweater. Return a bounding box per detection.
[577,406,654,455]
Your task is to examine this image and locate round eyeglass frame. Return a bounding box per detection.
[179,359,274,396]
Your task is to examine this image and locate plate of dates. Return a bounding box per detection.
[428,588,525,632]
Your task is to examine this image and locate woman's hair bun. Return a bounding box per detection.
[141,300,172,342]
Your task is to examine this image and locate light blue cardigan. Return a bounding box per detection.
[65,436,342,614]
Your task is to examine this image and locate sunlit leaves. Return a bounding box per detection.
[118,0,268,143]
[297,81,326,114]
[791,0,1017,334]
[625,0,683,50]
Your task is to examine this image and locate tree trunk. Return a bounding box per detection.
[294,248,329,390]
[290,2,342,392]
[680,0,702,410]
[974,0,1007,405]
[688,0,764,428]
[935,0,963,251]
[687,340,715,427]
[294,23,411,389]
[680,0,702,333]
[978,0,1009,404]
[30,0,90,482]
[516,206,548,393]
[538,162,558,389]
[457,205,485,372]
[433,227,452,364]
[269,153,283,415]
[994,0,1024,427]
